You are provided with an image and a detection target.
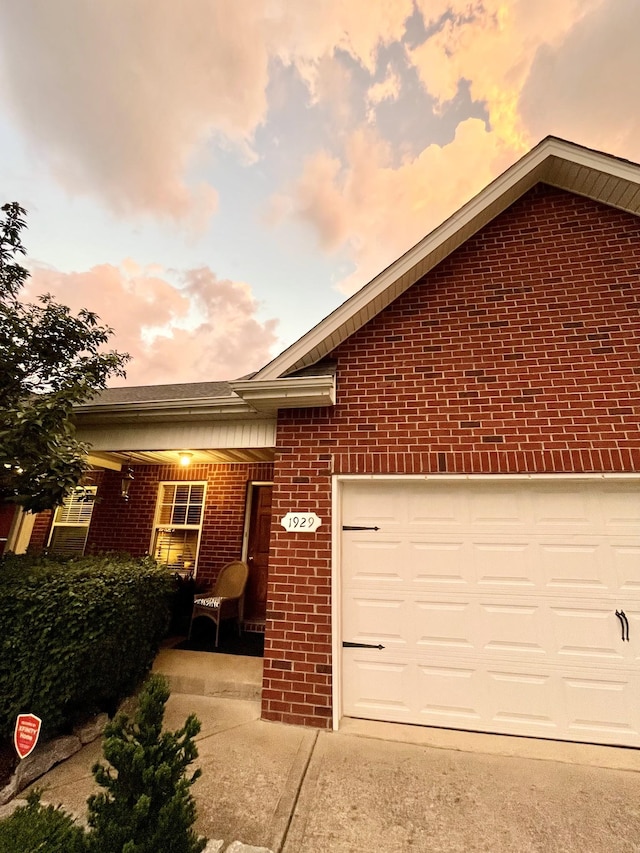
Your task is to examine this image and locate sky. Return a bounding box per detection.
[1,0,639,387]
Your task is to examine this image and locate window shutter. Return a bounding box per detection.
[48,487,97,557]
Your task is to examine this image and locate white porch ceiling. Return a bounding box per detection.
[88,447,274,471]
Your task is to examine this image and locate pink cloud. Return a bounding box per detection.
[0,0,415,223]
[24,261,279,386]
[276,119,511,294]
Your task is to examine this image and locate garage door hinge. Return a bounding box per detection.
[342,525,380,531]
[342,641,385,649]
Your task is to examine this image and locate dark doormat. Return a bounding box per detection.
[173,620,264,657]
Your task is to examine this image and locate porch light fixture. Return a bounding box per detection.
[121,466,134,501]
[178,452,193,467]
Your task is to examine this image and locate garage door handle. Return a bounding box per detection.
[342,641,385,649]
[616,610,630,642]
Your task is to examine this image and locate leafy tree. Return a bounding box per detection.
[85,674,206,853]
[0,202,129,512]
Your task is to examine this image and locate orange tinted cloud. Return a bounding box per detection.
[25,262,278,385]
[410,0,603,150]
[279,118,511,294]
[274,0,632,296]
[519,0,640,159]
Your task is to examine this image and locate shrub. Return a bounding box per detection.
[86,673,206,853]
[0,791,86,853]
[0,677,206,852]
[0,553,173,741]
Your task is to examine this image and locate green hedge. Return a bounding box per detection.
[0,553,173,741]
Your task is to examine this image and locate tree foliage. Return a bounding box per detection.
[0,202,129,512]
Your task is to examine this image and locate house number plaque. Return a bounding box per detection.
[280,512,322,532]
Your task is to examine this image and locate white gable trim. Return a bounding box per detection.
[253,137,640,382]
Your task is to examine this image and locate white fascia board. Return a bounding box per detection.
[252,137,640,382]
[74,395,256,425]
[231,375,336,413]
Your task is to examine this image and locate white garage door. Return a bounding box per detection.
[341,478,640,746]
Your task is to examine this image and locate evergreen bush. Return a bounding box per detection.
[85,674,206,853]
[0,791,86,853]
[0,676,206,852]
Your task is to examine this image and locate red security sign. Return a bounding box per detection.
[14,713,42,760]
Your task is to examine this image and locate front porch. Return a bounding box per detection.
[153,646,263,701]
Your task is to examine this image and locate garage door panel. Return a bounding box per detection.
[342,655,414,720]
[341,479,640,746]
[343,536,474,587]
[417,663,483,723]
[481,602,547,657]
[550,605,623,663]
[343,595,408,646]
[346,591,629,665]
[344,534,630,596]
[598,488,640,532]
[487,668,559,733]
[615,543,640,591]
[563,673,640,741]
[341,536,405,585]
[473,541,535,588]
[415,600,475,651]
[542,542,608,590]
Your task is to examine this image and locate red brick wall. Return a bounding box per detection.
[0,504,16,554]
[29,510,53,551]
[86,461,273,587]
[262,185,640,727]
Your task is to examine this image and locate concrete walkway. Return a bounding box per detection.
[14,650,640,852]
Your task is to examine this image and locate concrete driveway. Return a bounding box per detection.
[10,649,640,851]
[284,728,640,853]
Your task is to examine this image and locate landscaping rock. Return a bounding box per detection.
[75,713,108,745]
[225,843,274,853]
[16,735,82,790]
[202,840,224,852]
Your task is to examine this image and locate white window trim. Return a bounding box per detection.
[47,486,98,556]
[150,480,207,576]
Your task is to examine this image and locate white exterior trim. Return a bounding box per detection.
[6,509,36,555]
[336,473,640,482]
[231,375,336,413]
[241,480,274,562]
[331,474,342,731]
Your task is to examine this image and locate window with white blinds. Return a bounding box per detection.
[48,486,97,556]
[152,482,205,573]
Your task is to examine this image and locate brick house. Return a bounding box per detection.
[13,136,640,747]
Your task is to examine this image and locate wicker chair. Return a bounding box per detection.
[188,560,249,647]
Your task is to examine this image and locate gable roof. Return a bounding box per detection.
[246,136,640,385]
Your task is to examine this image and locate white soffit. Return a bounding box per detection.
[253,137,640,382]
[77,418,276,453]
